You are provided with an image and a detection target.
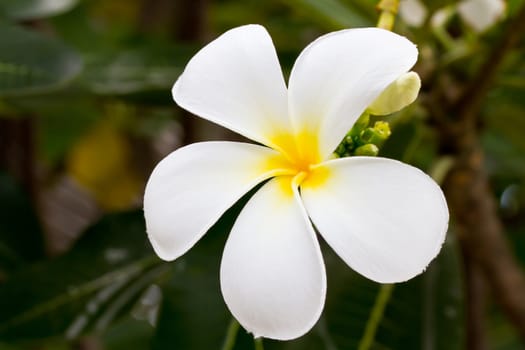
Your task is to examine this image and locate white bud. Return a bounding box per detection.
[367,71,421,116]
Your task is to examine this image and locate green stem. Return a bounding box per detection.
[254,337,264,350]
[221,318,240,350]
[376,0,399,31]
[357,283,394,350]
[433,26,456,51]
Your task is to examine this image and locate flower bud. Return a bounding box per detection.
[367,71,421,116]
[354,144,379,157]
[360,121,392,146]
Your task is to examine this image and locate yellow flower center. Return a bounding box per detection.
[265,129,331,195]
[270,129,320,171]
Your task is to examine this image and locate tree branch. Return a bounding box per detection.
[429,4,525,342]
[0,118,36,199]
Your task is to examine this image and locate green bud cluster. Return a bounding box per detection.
[334,112,392,158]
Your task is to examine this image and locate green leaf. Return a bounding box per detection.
[79,44,191,96]
[35,99,99,165]
[0,23,82,97]
[101,317,155,350]
[0,211,161,340]
[285,0,374,29]
[0,0,79,20]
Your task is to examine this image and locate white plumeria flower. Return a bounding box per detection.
[458,0,506,32]
[399,0,428,27]
[400,0,506,32]
[144,25,449,340]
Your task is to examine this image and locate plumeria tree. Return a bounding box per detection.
[0,0,524,349]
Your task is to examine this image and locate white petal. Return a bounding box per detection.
[143,141,284,261]
[172,24,291,147]
[220,177,326,340]
[288,28,418,159]
[458,0,506,32]
[301,157,449,283]
[399,0,428,27]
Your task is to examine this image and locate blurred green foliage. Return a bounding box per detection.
[0,23,82,96]
[0,0,524,349]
